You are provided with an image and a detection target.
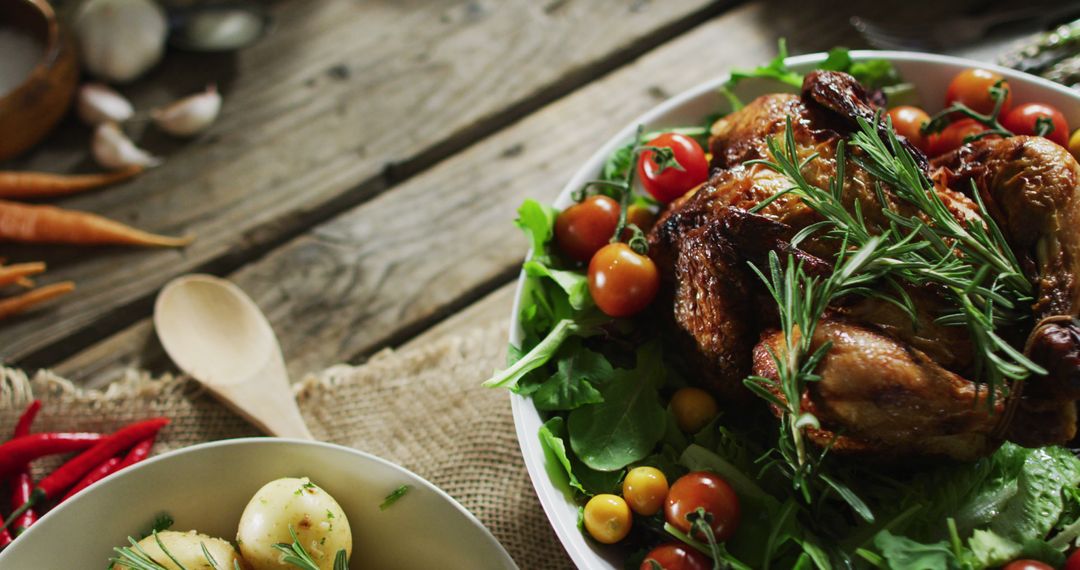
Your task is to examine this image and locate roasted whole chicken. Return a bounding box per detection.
[647,70,1080,460]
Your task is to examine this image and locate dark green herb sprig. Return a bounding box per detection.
[272,525,349,570]
[379,484,410,510]
[748,115,1043,408]
[921,80,1016,142]
[848,115,1044,397]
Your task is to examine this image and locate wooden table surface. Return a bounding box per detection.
[0,0,1025,386]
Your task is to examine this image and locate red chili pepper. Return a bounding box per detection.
[116,435,155,470]
[13,400,40,438]
[60,457,120,502]
[0,433,105,477]
[0,418,168,532]
[8,472,34,536]
[9,399,42,537]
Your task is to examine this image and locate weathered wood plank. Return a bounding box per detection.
[0,0,724,366]
[55,2,879,386]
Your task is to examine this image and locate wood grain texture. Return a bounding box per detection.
[55,1,879,386]
[0,0,723,366]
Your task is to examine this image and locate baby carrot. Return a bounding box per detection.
[0,262,45,287]
[0,282,75,320]
[0,166,141,199]
[0,200,192,247]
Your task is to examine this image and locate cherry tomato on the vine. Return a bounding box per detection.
[640,543,712,570]
[886,106,932,153]
[637,133,709,204]
[1002,102,1070,147]
[945,68,1012,116]
[583,494,632,544]
[555,195,620,262]
[588,243,660,318]
[1002,561,1054,570]
[665,471,741,542]
[927,119,989,157]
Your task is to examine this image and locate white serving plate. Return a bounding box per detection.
[0,437,518,569]
[508,51,1080,569]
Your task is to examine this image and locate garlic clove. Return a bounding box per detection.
[151,85,222,137]
[92,122,162,171]
[75,0,168,84]
[77,83,134,126]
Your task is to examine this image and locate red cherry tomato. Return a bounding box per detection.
[665,471,741,542]
[886,106,932,153]
[927,119,989,157]
[1065,549,1080,570]
[587,243,659,317]
[1002,102,1070,147]
[1002,561,1054,570]
[945,68,1012,116]
[637,133,709,203]
[640,542,711,570]
[555,195,620,262]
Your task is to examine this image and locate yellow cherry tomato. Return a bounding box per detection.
[1069,128,1080,162]
[622,466,669,516]
[670,387,719,434]
[583,494,632,544]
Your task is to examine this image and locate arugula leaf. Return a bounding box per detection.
[531,340,612,411]
[515,199,558,263]
[726,38,803,90]
[539,416,587,495]
[522,260,593,311]
[873,531,960,570]
[568,342,667,471]
[539,416,623,495]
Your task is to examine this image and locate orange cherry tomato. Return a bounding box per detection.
[945,68,1012,116]
[640,543,712,570]
[665,471,741,542]
[1002,102,1070,147]
[886,106,931,153]
[587,243,659,318]
[637,133,709,203]
[622,466,669,516]
[927,119,989,157]
[555,195,620,262]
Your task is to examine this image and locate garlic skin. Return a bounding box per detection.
[75,0,168,83]
[77,83,134,126]
[152,85,222,137]
[92,122,162,170]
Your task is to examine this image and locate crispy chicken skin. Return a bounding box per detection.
[753,319,1002,461]
[647,70,1080,458]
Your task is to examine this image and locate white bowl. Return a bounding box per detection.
[509,51,1080,569]
[0,438,518,569]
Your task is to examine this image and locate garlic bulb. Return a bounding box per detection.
[152,85,222,137]
[77,83,134,125]
[92,122,162,170]
[75,0,167,83]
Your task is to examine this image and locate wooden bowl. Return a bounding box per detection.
[0,0,78,161]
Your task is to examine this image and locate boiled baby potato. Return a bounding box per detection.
[237,477,352,570]
[112,530,247,570]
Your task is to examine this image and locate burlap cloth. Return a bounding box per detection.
[0,322,574,569]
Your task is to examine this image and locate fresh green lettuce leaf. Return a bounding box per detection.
[530,339,612,411]
[522,260,593,311]
[568,341,667,471]
[873,531,960,570]
[991,445,1080,541]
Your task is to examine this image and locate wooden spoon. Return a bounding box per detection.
[154,274,313,440]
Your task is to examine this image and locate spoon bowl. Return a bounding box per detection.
[155,274,312,439]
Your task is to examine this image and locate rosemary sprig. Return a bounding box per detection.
[271,525,349,570]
